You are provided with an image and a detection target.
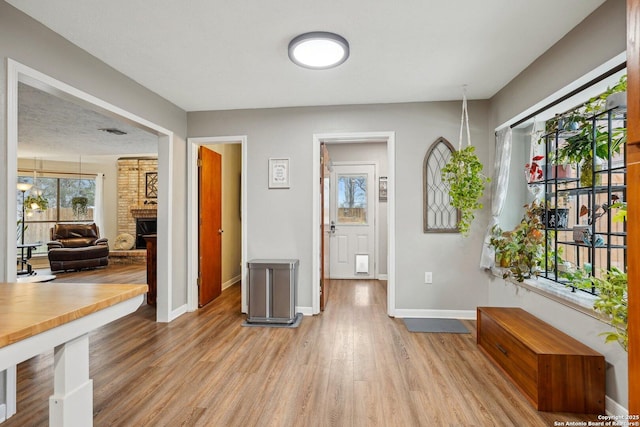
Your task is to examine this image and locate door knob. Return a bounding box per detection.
[218,229,224,234]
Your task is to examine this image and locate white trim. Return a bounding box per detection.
[377,274,388,280]
[6,59,174,324]
[393,309,477,320]
[186,135,248,313]
[312,131,396,316]
[223,275,242,291]
[497,52,627,130]
[296,306,314,316]
[605,395,628,417]
[168,304,188,322]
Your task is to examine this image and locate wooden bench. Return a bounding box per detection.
[477,307,605,413]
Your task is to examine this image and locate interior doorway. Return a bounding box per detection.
[6,59,174,321]
[312,132,396,316]
[187,136,248,313]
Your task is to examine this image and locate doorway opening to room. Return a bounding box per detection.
[314,132,395,315]
[6,59,174,322]
[187,137,247,313]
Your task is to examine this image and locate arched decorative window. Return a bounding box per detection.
[423,137,459,232]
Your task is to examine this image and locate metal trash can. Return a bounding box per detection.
[247,259,298,324]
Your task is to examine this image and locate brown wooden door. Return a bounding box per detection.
[198,146,222,307]
[627,0,640,413]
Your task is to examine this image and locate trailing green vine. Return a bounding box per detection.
[571,267,628,351]
[441,145,490,236]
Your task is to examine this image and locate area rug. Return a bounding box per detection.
[402,318,470,334]
[241,312,303,328]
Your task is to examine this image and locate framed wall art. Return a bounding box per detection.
[145,172,158,198]
[379,176,388,202]
[268,157,290,189]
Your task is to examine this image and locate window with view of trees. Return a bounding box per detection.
[337,174,367,224]
[17,174,96,255]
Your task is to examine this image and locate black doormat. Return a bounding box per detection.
[402,318,469,334]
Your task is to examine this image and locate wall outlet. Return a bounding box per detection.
[424,272,433,284]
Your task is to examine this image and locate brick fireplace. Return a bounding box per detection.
[117,158,158,244]
[131,209,157,249]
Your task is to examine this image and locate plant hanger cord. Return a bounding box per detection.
[458,85,471,150]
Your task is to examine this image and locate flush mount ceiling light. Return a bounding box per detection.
[288,32,349,70]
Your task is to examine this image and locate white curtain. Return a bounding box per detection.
[479,127,512,268]
[94,173,105,233]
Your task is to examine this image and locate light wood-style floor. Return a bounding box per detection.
[5,268,602,426]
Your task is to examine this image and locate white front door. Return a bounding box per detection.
[329,163,375,279]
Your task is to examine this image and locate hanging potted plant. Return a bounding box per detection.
[441,89,490,236]
[72,196,89,218]
[24,194,49,211]
[442,145,490,236]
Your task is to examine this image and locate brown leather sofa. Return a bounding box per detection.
[47,223,109,272]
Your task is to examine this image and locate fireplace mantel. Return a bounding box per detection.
[130,206,157,219]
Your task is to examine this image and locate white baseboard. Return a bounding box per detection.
[377,274,388,280]
[168,304,188,322]
[296,306,314,316]
[605,395,628,417]
[0,403,6,422]
[222,275,241,291]
[393,309,476,320]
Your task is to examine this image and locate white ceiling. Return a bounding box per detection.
[9,0,606,112]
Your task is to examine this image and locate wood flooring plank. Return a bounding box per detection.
[2,271,607,427]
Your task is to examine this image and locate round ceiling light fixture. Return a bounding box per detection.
[288,32,350,70]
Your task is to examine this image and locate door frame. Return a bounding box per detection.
[187,136,248,313]
[5,59,175,322]
[312,132,396,316]
[328,161,379,279]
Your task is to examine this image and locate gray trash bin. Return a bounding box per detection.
[247,259,299,324]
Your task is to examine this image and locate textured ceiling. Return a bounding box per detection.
[18,84,158,161]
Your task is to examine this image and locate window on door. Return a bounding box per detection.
[337,174,368,224]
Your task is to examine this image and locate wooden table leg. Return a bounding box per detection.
[49,334,93,427]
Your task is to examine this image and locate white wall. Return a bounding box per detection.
[188,100,492,313]
[325,142,388,277]
[487,0,628,409]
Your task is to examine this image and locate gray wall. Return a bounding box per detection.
[0,1,189,310]
[487,0,628,407]
[188,100,492,312]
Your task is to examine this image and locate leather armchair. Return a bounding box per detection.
[47,223,109,272]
